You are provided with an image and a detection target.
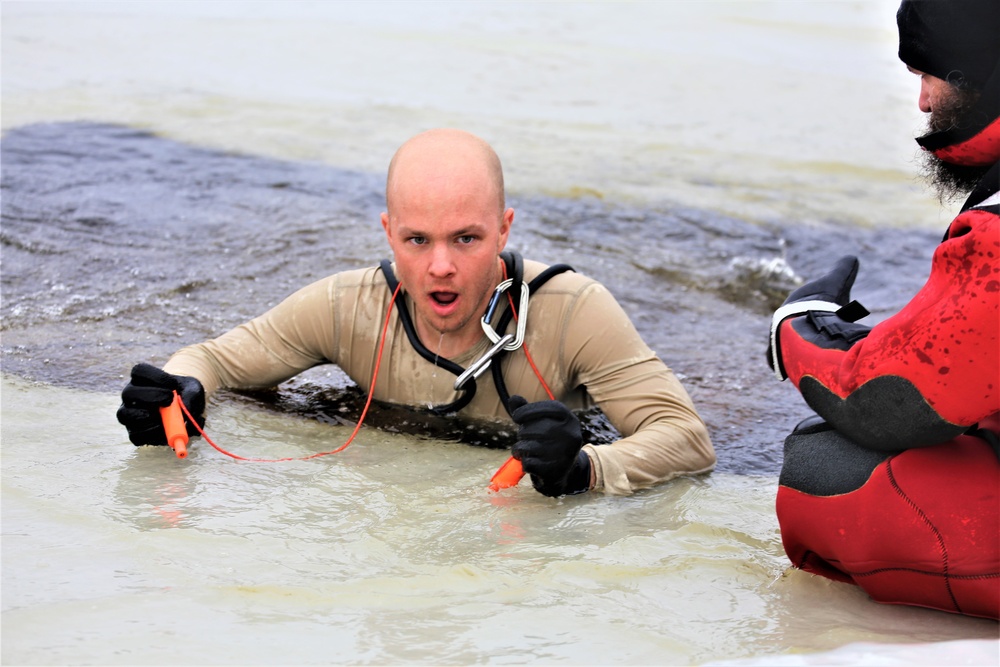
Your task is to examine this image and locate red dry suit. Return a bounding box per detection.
[772,54,1000,618]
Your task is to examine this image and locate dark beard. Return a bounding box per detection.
[919,85,992,203]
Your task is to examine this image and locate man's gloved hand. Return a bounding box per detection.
[768,255,870,379]
[117,363,206,446]
[509,395,591,497]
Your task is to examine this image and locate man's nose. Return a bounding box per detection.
[918,77,933,113]
[428,244,456,277]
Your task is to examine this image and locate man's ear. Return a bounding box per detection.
[381,212,392,243]
[498,207,514,252]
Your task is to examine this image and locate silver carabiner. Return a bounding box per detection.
[481,278,529,351]
[453,333,515,390]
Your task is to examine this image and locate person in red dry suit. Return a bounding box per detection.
[767,0,999,619]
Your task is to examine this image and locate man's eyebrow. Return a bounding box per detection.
[453,223,490,235]
[397,222,490,236]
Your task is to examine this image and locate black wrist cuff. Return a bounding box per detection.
[562,450,592,495]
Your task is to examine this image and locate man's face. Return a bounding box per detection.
[913,70,981,134]
[910,68,987,202]
[914,70,953,117]
[382,174,513,350]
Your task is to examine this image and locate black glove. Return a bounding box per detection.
[117,363,206,446]
[783,255,860,308]
[768,256,870,379]
[509,395,591,497]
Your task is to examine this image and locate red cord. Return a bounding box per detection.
[174,263,551,462]
[176,282,403,462]
[509,294,554,400]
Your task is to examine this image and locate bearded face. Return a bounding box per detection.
[919,84,992,203]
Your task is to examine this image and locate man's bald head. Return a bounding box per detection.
[385,129,506,220]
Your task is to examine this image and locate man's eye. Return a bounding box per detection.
[408,237,426,246]
[457,235,475,244]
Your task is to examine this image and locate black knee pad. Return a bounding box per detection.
[779,416,892,496]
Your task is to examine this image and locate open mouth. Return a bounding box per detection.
[431,291,458,306]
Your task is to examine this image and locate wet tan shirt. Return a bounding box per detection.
[164,261,716,494]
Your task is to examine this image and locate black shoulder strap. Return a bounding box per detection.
[500,249,524,306]
[490,259,575,417]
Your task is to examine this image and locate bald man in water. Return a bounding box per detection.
[118,129,715,496]
[381,130,513,361]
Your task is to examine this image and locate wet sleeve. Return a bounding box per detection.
[163,275,338,395]
[565,283,716,494]
[778,209,1000,451]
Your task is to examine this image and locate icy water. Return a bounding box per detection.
[2,2,997,665]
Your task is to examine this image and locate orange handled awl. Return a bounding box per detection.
[488,456,525,491]
[159,391,189,459]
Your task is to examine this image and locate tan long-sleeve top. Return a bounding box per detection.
[164,260,716,494]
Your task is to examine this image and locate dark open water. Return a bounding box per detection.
[1,121,940,475]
